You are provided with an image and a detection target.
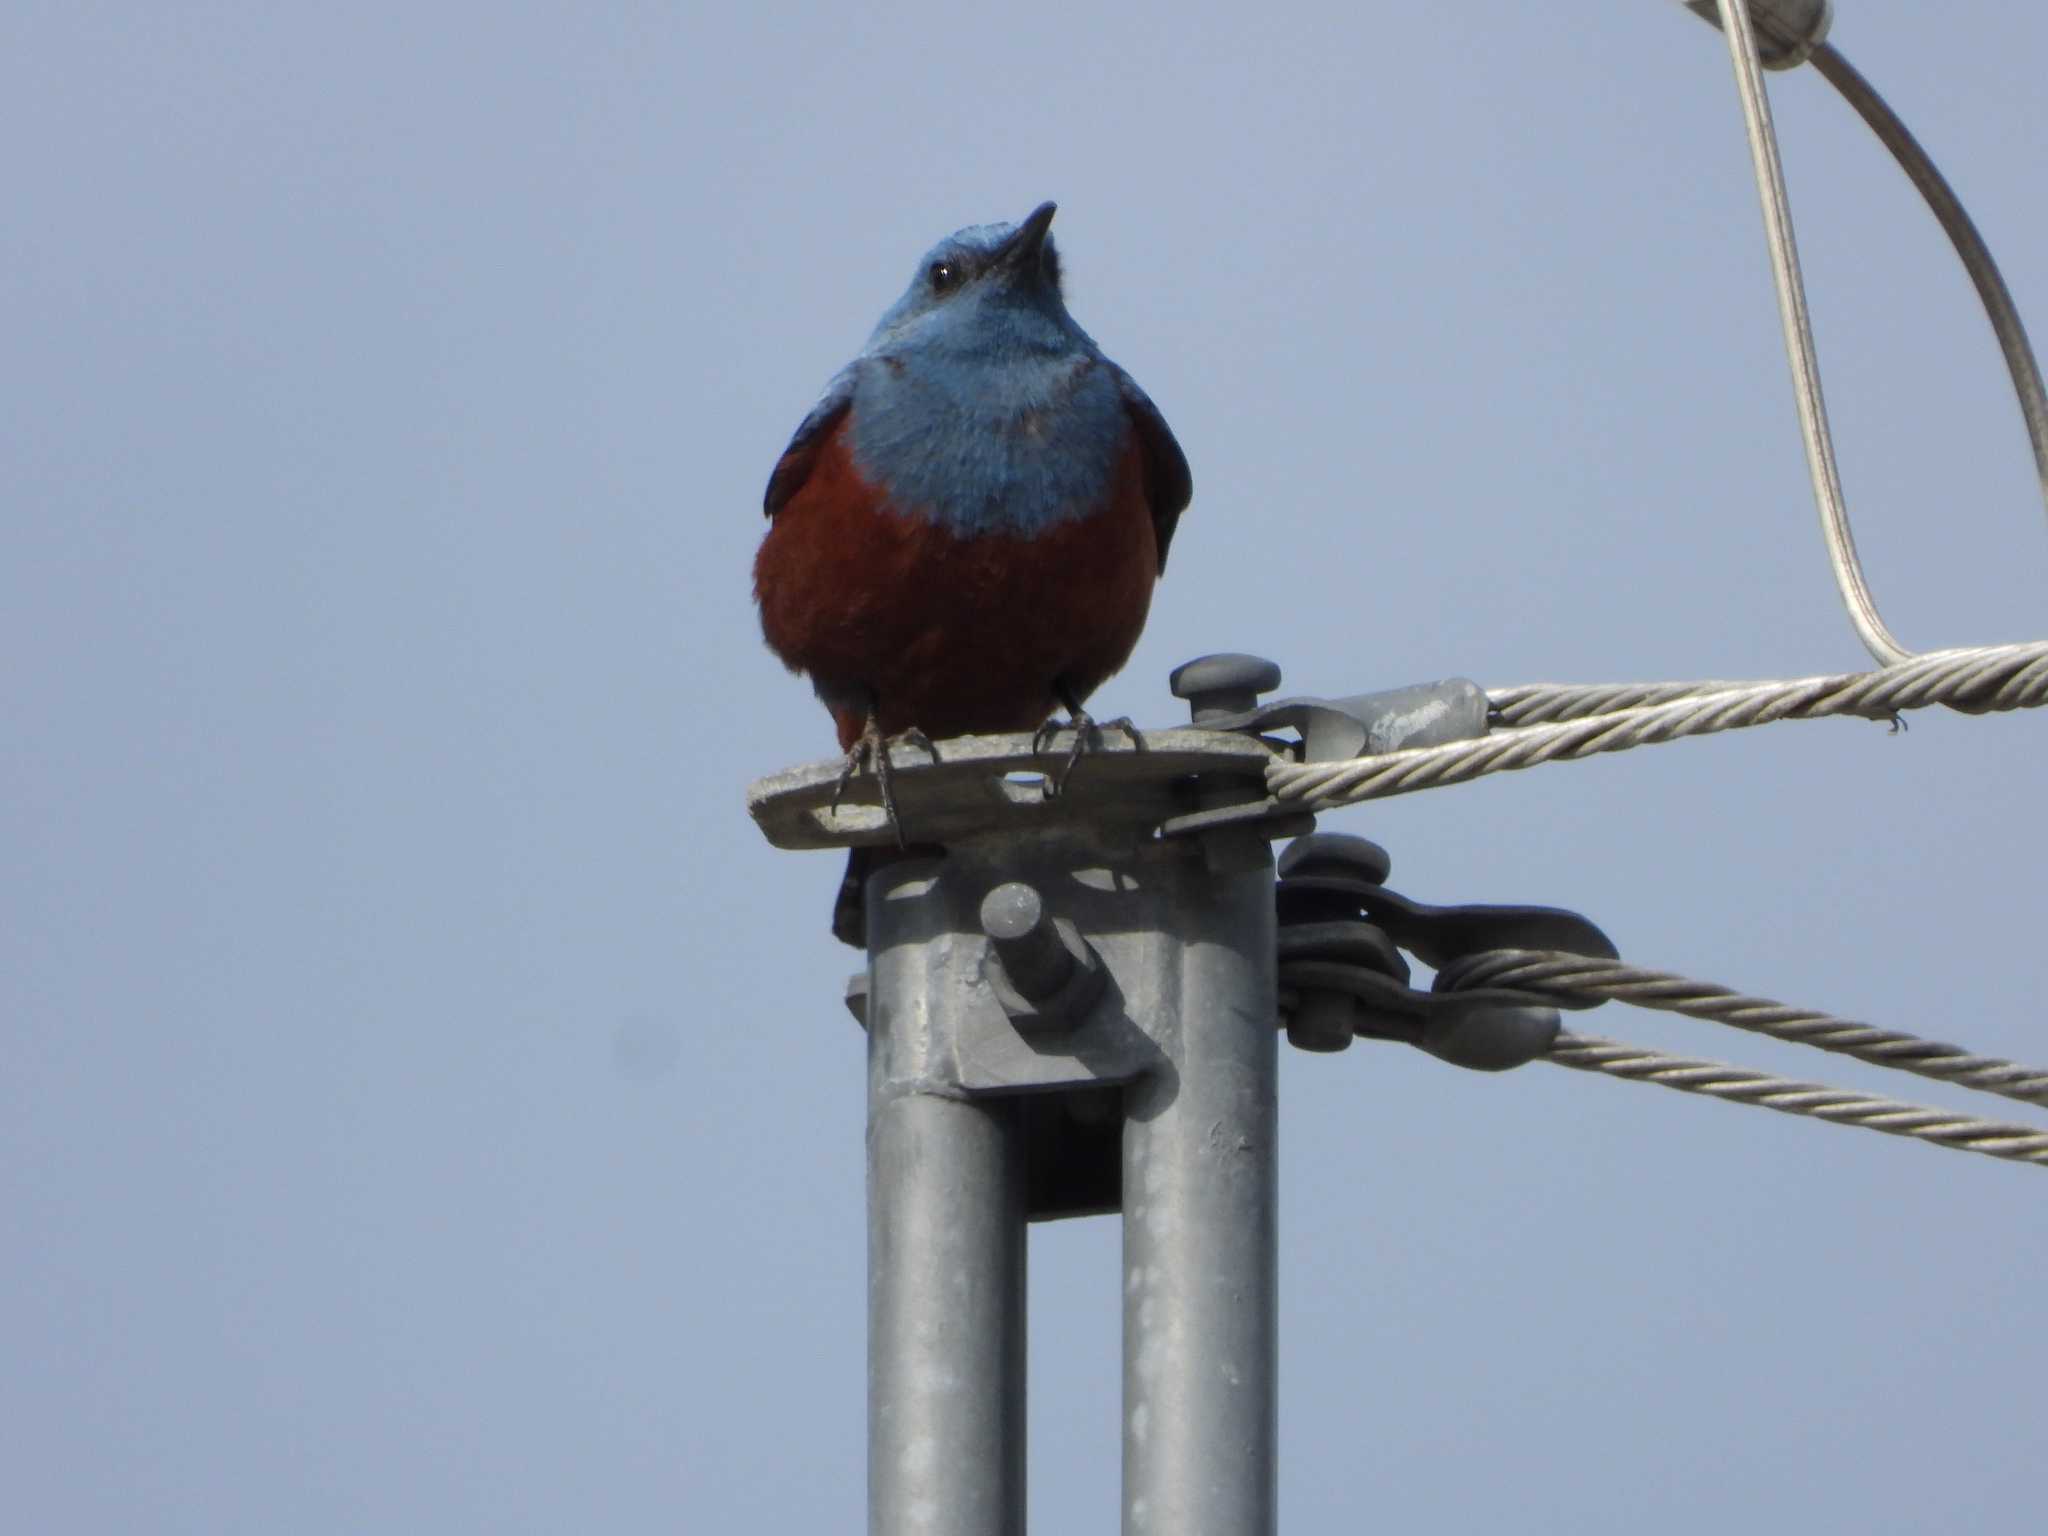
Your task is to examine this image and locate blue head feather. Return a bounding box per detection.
[840,203,1145,540]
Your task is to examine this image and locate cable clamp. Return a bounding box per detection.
[1275,832,1615,1070]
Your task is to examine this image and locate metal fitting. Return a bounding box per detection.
[1274,832,1616,1070]
[1274,834,1403,1052]
[1169,653,1283,724]
[1169,658,1490,766]
[1418,1000,1561,1072]
[979,881,1106,1031]
[1682,0,1833,70]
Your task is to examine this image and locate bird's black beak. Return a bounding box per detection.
[992,201,1057,276]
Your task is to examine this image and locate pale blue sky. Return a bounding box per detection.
[6,3,2046,1531]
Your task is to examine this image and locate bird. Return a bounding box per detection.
[754,201,1191,943]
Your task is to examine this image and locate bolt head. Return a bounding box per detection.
[1285,991,1357,1052]
[1277,832,1393,885]
[1168,653,1283,723]
[979,881,1047,943]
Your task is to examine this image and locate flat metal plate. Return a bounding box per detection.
[747,728,1282,850]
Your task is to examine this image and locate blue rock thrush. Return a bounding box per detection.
[754,202,1191,942]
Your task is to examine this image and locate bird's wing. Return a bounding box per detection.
[1116,369,1193,573]
[763,365,858,519]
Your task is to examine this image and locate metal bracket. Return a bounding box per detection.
[748,652,1494,852]
[857,835,1231,1223]
[1275,832,1618,1070]
[1155,653,1492,838]
[1196,679,1492,762]
[746,727,1281,851]
[1167,651,1491,762]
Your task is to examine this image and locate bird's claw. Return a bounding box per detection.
[1034,696,1141,800]
[831,717,938,848]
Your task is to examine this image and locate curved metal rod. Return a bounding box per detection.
[1809,42,2048,525]
[1714,0,1913,664]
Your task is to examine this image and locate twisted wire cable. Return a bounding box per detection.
[1442,949,2048,1111]
[1270,640,2048,810]
[1488,676,1757,727]
[1546,1031,2048,1169]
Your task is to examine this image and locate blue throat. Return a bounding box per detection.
[846,344,1126,539]
[842,217,1132,539]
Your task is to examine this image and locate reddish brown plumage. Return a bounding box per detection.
[754,418,1159,748]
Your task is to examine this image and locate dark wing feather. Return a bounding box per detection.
[1115,369,1192,573]
[763,365,859,519]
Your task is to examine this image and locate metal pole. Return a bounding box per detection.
[867,1091,1027,1534]
[1122,833,1279,1536]
[793,729,1286,1536]
[867,872,1029,1536]
[867,1071,1028,1533]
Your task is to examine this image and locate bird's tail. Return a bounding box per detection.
[832,844,944,947]
[832,848,876,947]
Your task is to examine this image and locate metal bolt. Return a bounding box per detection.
[980,882,1076,1005]
[1278,832,1398,1053]
[1169,653,1283,724]
[1285,992,1357,1053]
[1277,831,1392,886]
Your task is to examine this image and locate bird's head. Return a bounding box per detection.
[865,202,1079,358]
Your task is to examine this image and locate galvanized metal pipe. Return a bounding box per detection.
[854,789,1281,1533]
[1122,836,1278,1536]
[868,1067,1027,1534]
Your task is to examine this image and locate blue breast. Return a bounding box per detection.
[846,345,1129,540]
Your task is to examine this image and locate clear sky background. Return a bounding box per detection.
[6,3,2046,1531]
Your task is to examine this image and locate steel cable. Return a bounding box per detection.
[1442,949,2048,1111]
[1546,1031,2048,1169]
[1269,640,2048,810]
[1712,0,1912,664]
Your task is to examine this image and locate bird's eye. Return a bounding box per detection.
[928,260,959,293]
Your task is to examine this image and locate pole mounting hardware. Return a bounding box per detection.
[1276,832,1618,1070]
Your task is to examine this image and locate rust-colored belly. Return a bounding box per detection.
[755,422,1158,749]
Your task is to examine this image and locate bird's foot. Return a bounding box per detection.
[1033,690,1141,799]
[831,716,938,848]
